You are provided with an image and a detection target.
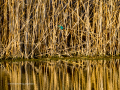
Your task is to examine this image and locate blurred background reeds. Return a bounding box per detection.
[0,0,120,59]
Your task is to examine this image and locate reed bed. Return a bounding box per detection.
[0,0,120,58]
[0,59,120,90]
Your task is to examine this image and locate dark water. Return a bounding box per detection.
[0,58,120,90]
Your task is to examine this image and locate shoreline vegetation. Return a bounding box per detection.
[0,55,120,61]
[0,0,120,59]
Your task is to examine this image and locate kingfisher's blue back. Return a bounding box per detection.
[58,25,64,30]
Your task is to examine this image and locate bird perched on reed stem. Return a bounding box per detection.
[58,25,64,30]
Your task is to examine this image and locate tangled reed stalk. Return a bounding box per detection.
[0,0,120,58]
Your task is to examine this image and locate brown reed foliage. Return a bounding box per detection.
[0,0,120,59]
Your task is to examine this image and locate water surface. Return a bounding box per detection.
[0,58,120,90]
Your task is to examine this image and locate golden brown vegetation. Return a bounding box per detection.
[0,0,120,59]
[1,59,120,90]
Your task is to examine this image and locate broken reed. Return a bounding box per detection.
[0,0,120,59]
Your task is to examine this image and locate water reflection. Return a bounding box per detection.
[0,59,120,90]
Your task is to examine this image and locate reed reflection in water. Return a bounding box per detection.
[0,59,120,90]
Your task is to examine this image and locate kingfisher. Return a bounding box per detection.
[58,25,64,30]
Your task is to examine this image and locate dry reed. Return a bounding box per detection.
[0,0,120,59]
